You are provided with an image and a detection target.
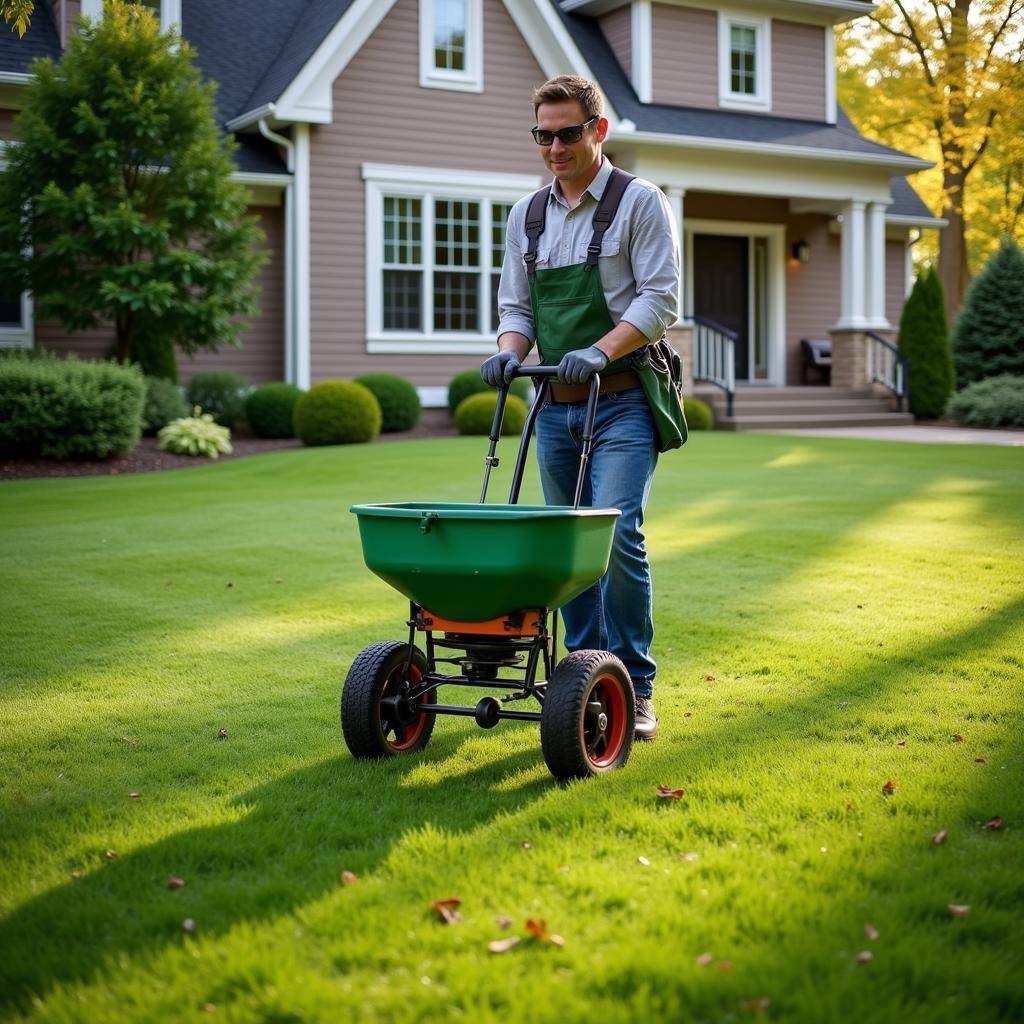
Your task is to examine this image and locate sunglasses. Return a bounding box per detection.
[530,115,599,146]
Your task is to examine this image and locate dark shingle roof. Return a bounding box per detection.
[0,1,61,75]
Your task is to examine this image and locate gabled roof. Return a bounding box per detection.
[0,1,61,77]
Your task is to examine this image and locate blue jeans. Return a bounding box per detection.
[535,387,659,698]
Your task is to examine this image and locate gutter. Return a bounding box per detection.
[226,103,278,133]
[0,72,32,86]
[886,213,948,229]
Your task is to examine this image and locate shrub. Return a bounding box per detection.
[245,382,303,439]
[294,380,381,446]
[945,374,1024,428]
[132,335,178,383]
[683,397,714,430]
[447,368,532,415]
[157,407,233,458]
[0,354,144,458]
[184,371,249,428]
[142,376,189,434]
[951,237,1024,387]
[454,392,527,436]
[354,373,421,432]
[898,268,954,418]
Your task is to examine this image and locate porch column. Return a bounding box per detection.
[865,201,889,328]
[836,199,867,329]
[665,187,686,324]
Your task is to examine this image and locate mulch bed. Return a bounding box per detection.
[1,422,457,481]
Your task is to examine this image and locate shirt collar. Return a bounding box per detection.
[550,156,611,208]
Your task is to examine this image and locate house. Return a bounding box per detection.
[0,0,943,423]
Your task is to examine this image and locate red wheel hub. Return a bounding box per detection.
[581,672,628,768]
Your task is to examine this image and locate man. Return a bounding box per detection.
[481,74,678,741]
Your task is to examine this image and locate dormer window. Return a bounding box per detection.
[719,12,771,112]
[419,0,483,93]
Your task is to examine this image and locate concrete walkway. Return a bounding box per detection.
[752,425,1024,446]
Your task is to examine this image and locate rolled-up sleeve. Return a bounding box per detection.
[496,201,536,345]
[620,186,679,342]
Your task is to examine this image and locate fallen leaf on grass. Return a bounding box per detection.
[680,852,699,862]
[974,757,987,765]
[684,712,692,718]
[717,960,735,972]
[128,791,141,799]
[695,953,714,967]
[217,728,228,739]
[340,871,357,886]
[495,915,512,929]
[168,877,186,890]
[740,997,771,1012]
[521,841,532,849]
[182,918,196,934]
[947,904,971,918]
[932,831,948,845]
[430,898,462,924]
[488,936,521,954]
[656,785,685,800]
[104,850,118,860]
[856,951,874,964]
[983,817,1003,830]
[952,734,964,742]
[525,919,565,945]
[897,740,907,748]
[881,780,896,795]
[706,675,716,682]
[70,870,82,880]
[638,856,651,866]
[864,924,879,941]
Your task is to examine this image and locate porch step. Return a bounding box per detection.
[715,411,915,431]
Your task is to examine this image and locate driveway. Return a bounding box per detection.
[755,425,1024,446]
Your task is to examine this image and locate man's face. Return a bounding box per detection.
[535,99,608,193]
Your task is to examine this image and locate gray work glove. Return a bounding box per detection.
[558,345,609,385]
[480,350,521,388]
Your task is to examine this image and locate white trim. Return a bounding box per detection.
[684,218,786,386]
[718,11,771,113]
[824,26,836,125]
[630,1,652,104]
[562,0,877,19]
[417,386,449,408]
[664,187,686,325]
[0,290,33,349]
[231,172,293,188]
[0,72,31,86]
[836,199,867,329]
[865,200,889,329]
[362,164,541,194]
[160,0,181,33]
[293,125,311,390]
[419,0,484,93]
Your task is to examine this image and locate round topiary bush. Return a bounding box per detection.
[448,368,532,415]
[184,371,249,428]
[245,382,304,438]
[142,376,189,434]
[354,373,421,432]
[294,380,381,446]
[454,392,527,436]
[944,374,1024,428]
[683,397,714,430]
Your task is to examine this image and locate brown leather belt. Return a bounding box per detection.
[547,369,642,404]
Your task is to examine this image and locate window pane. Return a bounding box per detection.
[0,285,21,328]
[383,270,422,329]
[490,272,502,333]
[491,202,513,268]
[434,200,479,268]
[383,196,422,265]
[730,25,757,95]
[434,272,479,331]
[434,0,467,72]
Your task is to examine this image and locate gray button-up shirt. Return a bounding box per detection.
[497,158,679,346]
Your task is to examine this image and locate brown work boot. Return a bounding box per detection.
[634,697,658,741]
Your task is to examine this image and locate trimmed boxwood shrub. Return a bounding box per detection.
[142,376,189,434]
[294,380,381,446]
[184,371,249,428]
[945,374,1024,428]
[683,397,714,430]
[245,382,304,438]
[448,368,532,415]
[455,392,527,436]
[0,354,145,458]
[354,373,421,432]
[898,268,954,418]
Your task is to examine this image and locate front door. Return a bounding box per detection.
[693,234,750,381]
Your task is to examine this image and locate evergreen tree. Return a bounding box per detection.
[0,2,265,372]
[897,267,954,418]
[951,237,1024,387]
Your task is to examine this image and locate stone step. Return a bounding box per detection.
[716,412,916,431]
[717,401,899,416]
[694,385,874,400]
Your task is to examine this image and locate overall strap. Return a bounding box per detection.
[586,167,635,268]
[523,185,550,275]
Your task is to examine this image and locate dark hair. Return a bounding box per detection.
[531,75,604,120]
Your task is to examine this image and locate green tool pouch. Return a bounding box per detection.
[631,338,688,452]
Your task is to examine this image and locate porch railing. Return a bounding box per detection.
[692,315,736,417]
[865,331,909,413]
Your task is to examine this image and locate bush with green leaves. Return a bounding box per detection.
[454,392,527,436]
[944,374,1024,428]
[244,382,303,439]
[354,373,421,433]
[0,354,144,458]
[157,407,233,458]
[898,268,954,418]
[682,397,714,430]
[951,237,1024,387]
[142,376,189,435]
[294,380,381,446]
[184,372,249,428]
[448,369,532,415]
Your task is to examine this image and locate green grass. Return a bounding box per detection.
[1,434,1022,1023]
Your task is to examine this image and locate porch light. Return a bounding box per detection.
[792,240,811,263]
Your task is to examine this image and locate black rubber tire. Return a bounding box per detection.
[540,650,635,780]
[341,641,435,759]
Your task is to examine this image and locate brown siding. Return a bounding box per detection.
[885,238,906,327]
[771,21,825,122]
[309,0,547,387]
[0,108,16,140]
[785,215,840,384]
[599,7,632,82]
[651,4,718,109]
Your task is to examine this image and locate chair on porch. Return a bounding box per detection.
[800,338,832,385]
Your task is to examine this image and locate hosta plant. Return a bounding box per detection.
[157,406,233,458]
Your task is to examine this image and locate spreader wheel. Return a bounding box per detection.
[540,650,635,780]
[341,641,435,759]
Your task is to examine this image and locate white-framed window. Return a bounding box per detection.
[0,146,33,349]
[718,12,771,112]
[82,0,181,33]
[419,0,483,93]
[363,165,541,354]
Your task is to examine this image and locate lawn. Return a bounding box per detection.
[1,433,1022,1023]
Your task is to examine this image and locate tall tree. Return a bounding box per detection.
[0,1,266,369]
[1,0,33,37]
[837,0,1024,322]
